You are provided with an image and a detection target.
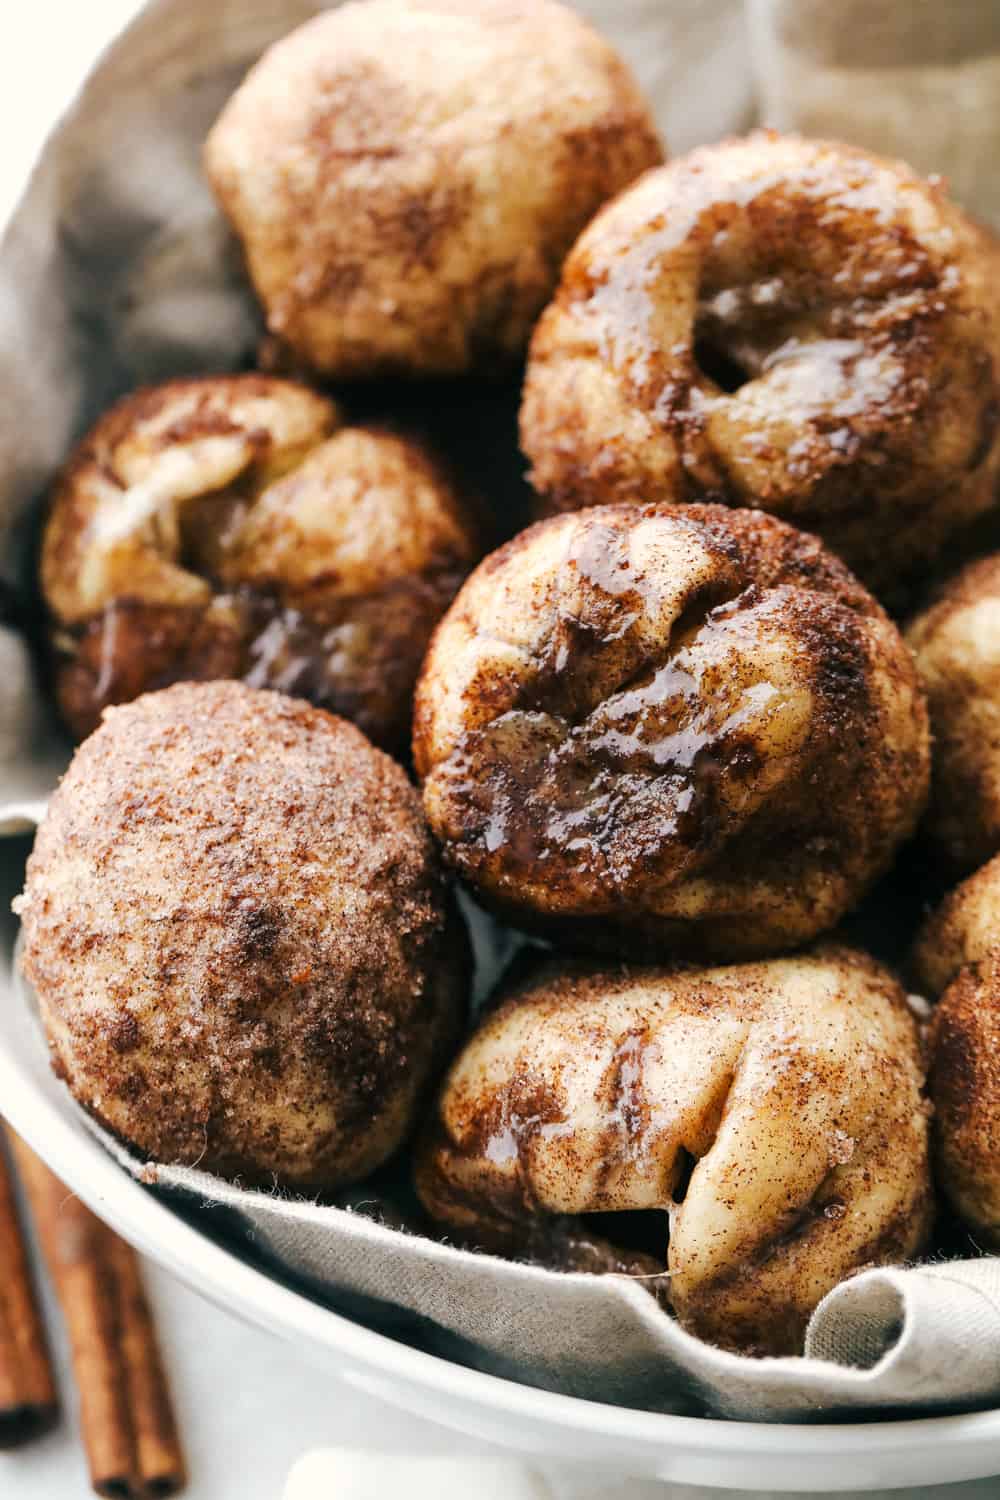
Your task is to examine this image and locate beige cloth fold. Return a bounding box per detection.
[64,1095,1000,1419]
[4,0,1000,1426]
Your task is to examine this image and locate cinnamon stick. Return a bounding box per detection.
[7,1131,185,1498]
[0,1132,57,1446]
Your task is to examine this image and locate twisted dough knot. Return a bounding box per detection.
[414,948,932,1355]
[521,132,1000,599]
[414,502,929,958]
[42,374,478,748]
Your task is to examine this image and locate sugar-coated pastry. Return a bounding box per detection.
[907,554,1000,875]
[414,503,929,958]
[912,855,1000,1246]
[41,375,479,748]
[204,0,663,377]
[414,948,933,1355]
[16,681,467,1191]
[521,132,1000,599]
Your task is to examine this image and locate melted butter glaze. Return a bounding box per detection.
[58,570,467,753]
[521,131,1000,600]
[458,591,801,887]
[416,502,929,958]
[414,949,932,1354]
[44,377,478,751]
[582,151,936,411]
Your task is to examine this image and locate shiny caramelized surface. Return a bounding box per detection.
[521,131,1000,599]
[415,503,929,957]
[41,375,479,748]
[415,947,932,1355]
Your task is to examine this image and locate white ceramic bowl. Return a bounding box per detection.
[2,841,1000,1494]
[4,3,1000,1487]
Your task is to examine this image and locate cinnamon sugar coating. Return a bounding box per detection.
[913,851,1000,999]
[414,947,933,1355]
[521,132,1000,599]
[926,963,1000,1249]
[204,0,663,377]
[42,374,479,749]
[913,856,1000,1246]
[907,554,1000,876]
[414,503,929,958]
[16,681,467,1191]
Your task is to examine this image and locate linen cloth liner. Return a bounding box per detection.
[3,0,1000,1420]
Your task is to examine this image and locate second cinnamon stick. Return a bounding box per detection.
[7,1131,185,1498]
[0,1131,57,1446]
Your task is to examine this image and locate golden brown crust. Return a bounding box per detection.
[204,0,664,377]
[41,375,479,749]
[907,554,1000,876]
[520,131,1000,600]
[16,681,468,1191]
[414,502,929,959]
[414,946,933,1355]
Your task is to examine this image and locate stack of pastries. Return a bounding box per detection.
[16,0,1000,1360]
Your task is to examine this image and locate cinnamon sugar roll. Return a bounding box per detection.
[521,132,1000,600]
[42,375,479,749]
[415,948,932,1354]
[414,503,929,957]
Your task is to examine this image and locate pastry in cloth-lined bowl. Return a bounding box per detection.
[41,374,480,750]
[520,131,1000,600]
[15,681,468,1192]
[204,0,663,378]
[912,853,1000,1246]
[414,502,929,959]
[414,947,933,1356]
[907,553,1000,876]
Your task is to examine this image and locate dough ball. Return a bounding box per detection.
[414,503,929,958]
[521,132,1000,601]
[204,0,663,377]
[16,681,467,1191]
[907,554,1000,876]
[913,851,1000,999]
[913,856,1000,1246]
[41,374,479,750]
[414,946,932,1355]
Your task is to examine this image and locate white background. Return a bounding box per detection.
[1,5,999,1497]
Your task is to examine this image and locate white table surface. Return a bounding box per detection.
[4,4,1000,1497]
[0,1243,997,1500]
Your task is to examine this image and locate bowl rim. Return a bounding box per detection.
[4,996,1000,1471]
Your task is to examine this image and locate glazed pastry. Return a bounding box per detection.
[414,948,933,1356]
[907,554,1000,875]
[520,131,1000,599]
[41,375,479,749]
[414,503,929,959]
[204,0,663,378]
[15,681,467,1191]
[912,855,1000,1246]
